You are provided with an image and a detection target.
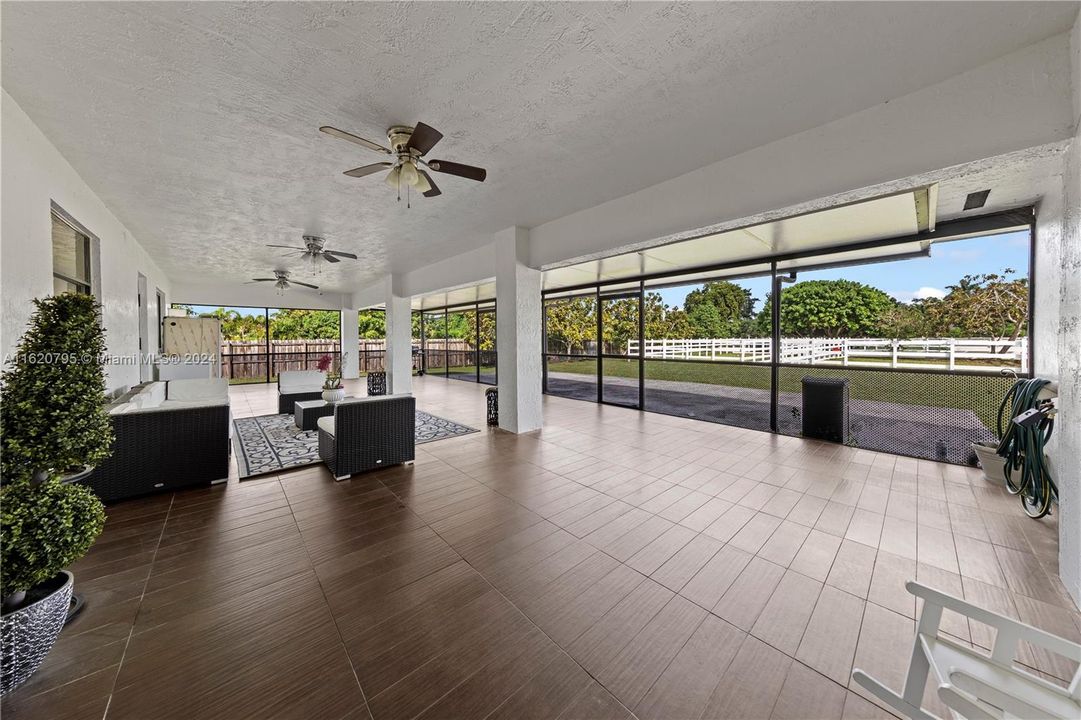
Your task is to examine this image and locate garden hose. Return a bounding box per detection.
[995,378,1057,519]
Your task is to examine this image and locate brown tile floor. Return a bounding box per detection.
[4,377,1078,720]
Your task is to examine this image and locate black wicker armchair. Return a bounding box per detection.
[318,395,415,480]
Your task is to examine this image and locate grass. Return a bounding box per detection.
[548,358,1011,430]
[426,365,497,377]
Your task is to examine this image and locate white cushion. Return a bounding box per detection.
[145,382,167,406]
[316,416,335,436]
[279,370,326,394]
[168,378,228,403]
[131,392,161,410]
[157,398,225,410]
[109,402,136,415]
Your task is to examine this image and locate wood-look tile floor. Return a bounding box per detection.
[5,377,1078,720]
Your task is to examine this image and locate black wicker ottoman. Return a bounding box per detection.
[294,398,350,431]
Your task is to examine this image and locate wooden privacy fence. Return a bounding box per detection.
[220,339,475,380]
[625,337,1028,372]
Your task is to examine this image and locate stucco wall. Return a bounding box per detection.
[1,92,172,392]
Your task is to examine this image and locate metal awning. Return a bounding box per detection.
[542,186,939,292]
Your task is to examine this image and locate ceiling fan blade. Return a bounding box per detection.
[249,278,276,282]
[292,281,320,289]
[428,160,486,182]
[343,162,392,178]
[418,169,442,198]
[325,250,358,259]
[266,244,305,250]
[319,126,392,155]
[407,122,443,156]
[322,253,341,263]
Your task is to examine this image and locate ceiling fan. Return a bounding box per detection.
[247,270,318,294]
[319,122,486,205]
[266,235,356,272]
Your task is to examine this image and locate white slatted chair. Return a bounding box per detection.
[852,581,1080,720]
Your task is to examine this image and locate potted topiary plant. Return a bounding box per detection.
[0,293,111,695]
[1,293,115,484]
[0,479,105,695]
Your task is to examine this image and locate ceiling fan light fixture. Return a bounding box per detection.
[399,160,419,187]
[413,171,431,193]
[384,165,401,188]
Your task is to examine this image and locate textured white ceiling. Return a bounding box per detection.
[2,2,1076,293]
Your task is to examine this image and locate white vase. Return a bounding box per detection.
[322,388,345,404]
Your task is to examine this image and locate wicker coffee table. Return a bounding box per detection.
[294,398,352,431]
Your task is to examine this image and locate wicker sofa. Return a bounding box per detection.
[83,379,230,503]
[277,370,326,414]
[317,395,415,480]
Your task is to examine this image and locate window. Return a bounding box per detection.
[539,222,1034,466]
[51,211,92,295]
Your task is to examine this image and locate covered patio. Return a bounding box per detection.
[5,376,1073,720]
[2,3,1079,719]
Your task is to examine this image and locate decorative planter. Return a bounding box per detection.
[322,387,346,404]
[1,571,73,696]
[971,442,1007,486]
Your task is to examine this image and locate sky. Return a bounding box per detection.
[178,230,1030,319]
[653,230,1030,311]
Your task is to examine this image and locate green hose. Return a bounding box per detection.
[995,378,1057,519]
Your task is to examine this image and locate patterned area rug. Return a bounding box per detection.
[233,410,478,479]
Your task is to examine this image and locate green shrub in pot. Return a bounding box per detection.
[0,293,114,483]
[1,478,105,607]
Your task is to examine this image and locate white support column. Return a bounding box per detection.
[384,276,413,396]
[495,227,542,433]
[340,308,359,379]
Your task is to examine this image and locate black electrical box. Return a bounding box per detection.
[802,376,850,443]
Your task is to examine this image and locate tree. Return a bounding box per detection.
[645,294,693,340]
[757,280,895,337]
[683,281,757,338]
[923,270,1028,347]
[198,308,265,341]
[357,310,386,339]
[877,303,931,339]
[270,309,340,340]
[545,297,597,354]
[463,311,497,350]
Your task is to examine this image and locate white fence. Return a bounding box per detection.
[626,337,1028,372]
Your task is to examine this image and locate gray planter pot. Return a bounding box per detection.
[1,571,73,696]
[971,442,1007,486]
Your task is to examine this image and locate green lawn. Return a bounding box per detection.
[427,365,497,376]
[548,358,1009,429]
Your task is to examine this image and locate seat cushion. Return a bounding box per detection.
[316,416,335,436]
[168,378,229,403]
[279,370,326,394]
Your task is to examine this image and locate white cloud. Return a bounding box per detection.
[889,287,946,304]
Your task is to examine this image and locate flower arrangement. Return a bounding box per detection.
[317,352,345,390]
